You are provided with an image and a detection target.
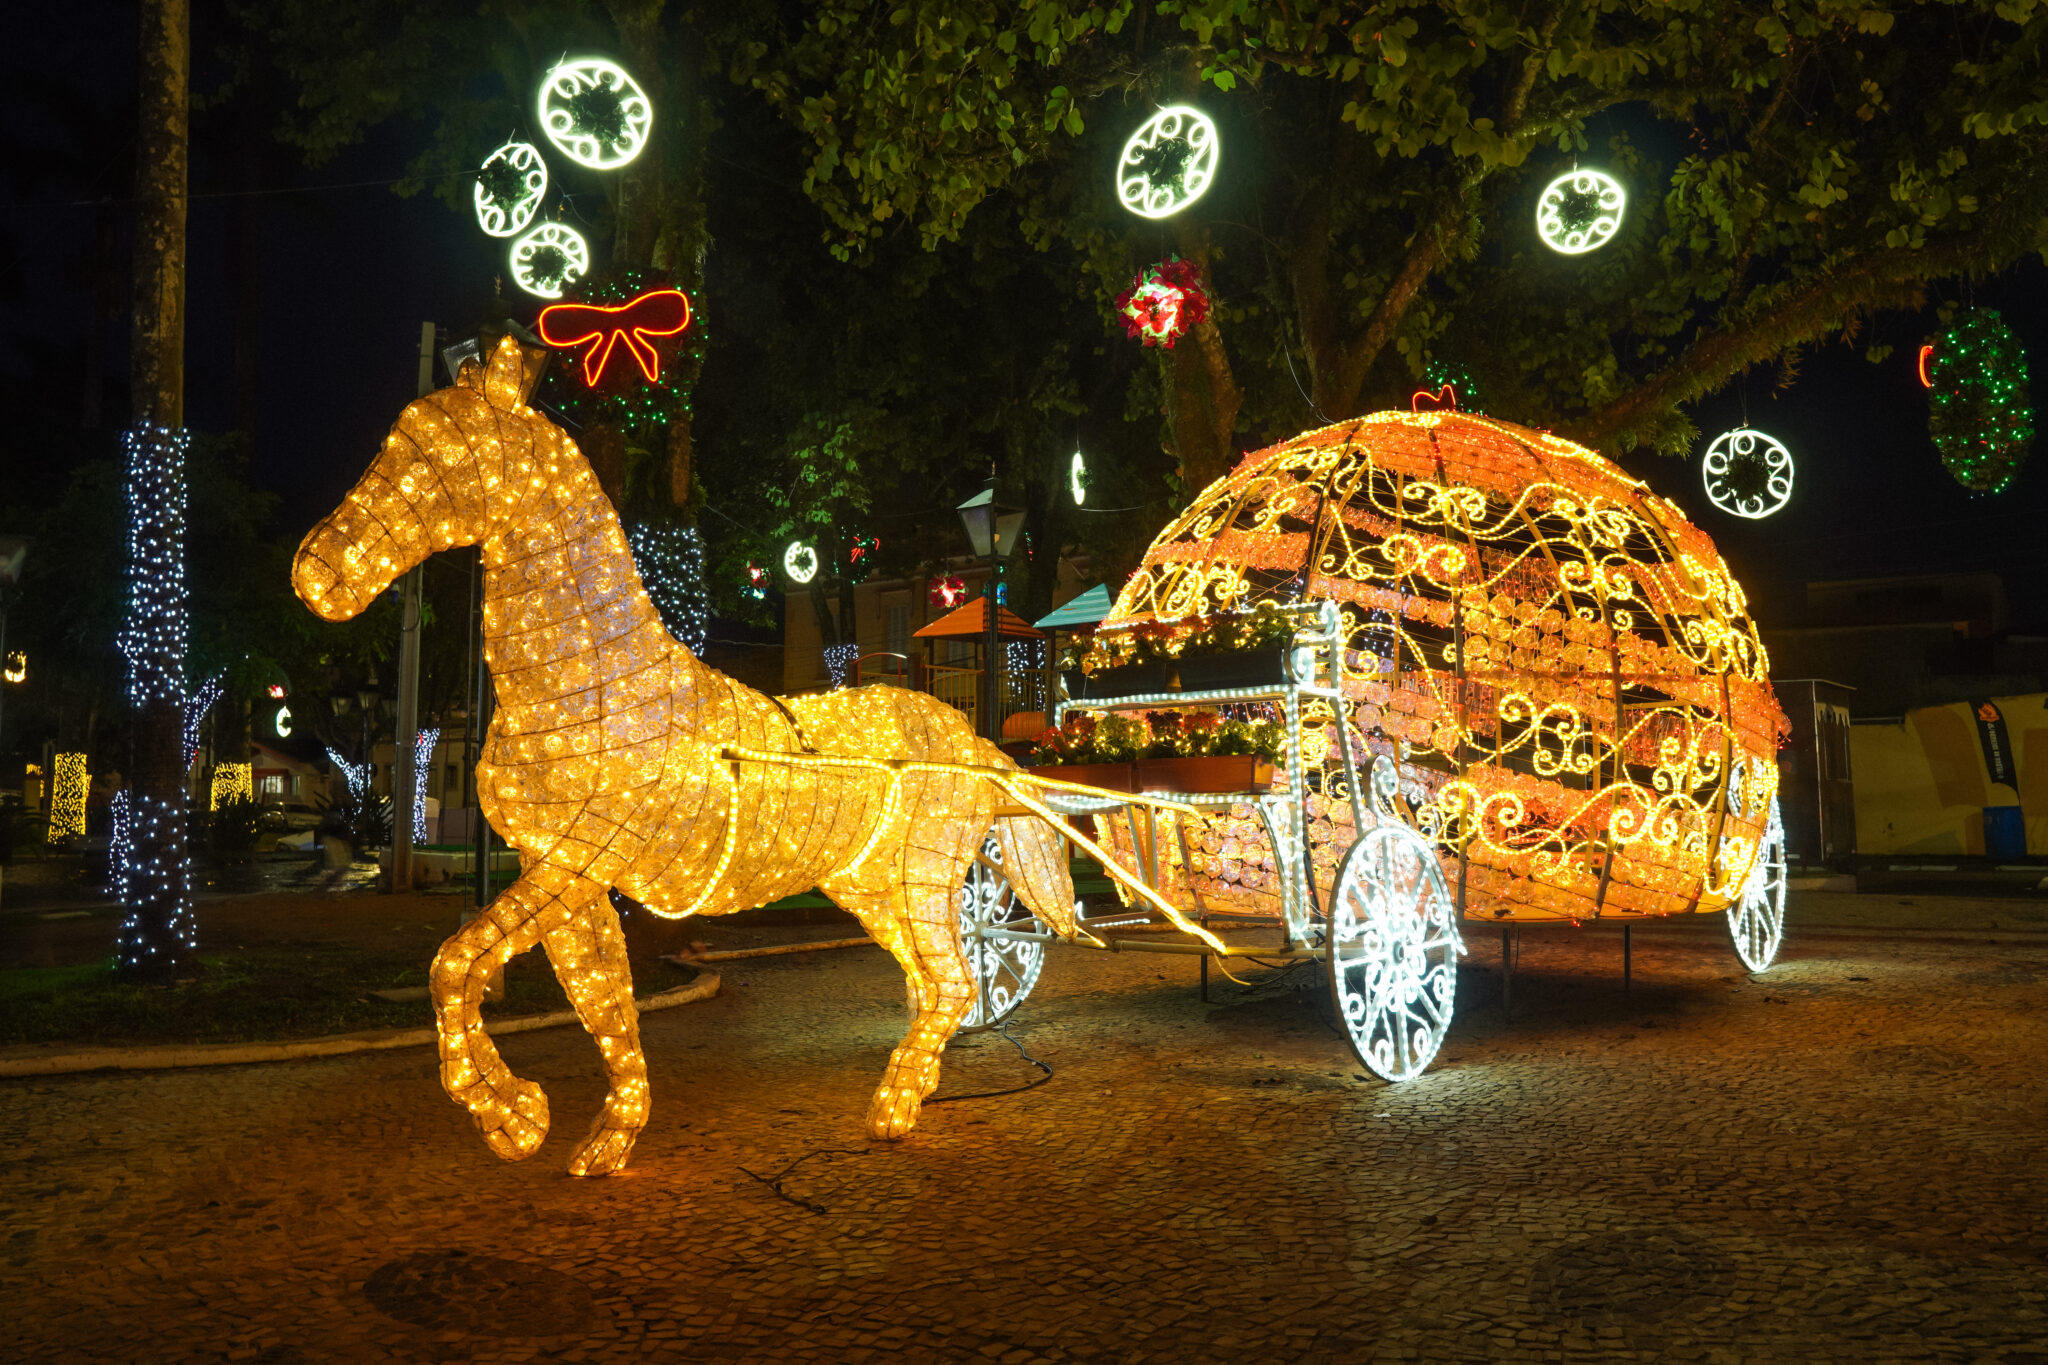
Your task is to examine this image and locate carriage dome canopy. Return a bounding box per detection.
[1098,409,1791,924]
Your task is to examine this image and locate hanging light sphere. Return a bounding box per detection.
[783,541,819,584]
[1116,105,1219,219]
[508,222,591,299]
[1700,427,1795,519]
[538,58,654,170]
[1535,169,1626,255]
[472,141,548,238]
[1070,451,1088,505]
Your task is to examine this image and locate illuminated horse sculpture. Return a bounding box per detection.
[293,337,1075,1176]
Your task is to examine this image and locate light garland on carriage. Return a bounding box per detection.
[1091,408,1788,927]
[509,222,591,300]
[473,140,548,238]
[538,58,653,170]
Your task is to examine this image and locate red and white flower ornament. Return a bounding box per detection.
[1116,258,1210,349]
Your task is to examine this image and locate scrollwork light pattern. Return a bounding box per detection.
[1096,410,1790,925]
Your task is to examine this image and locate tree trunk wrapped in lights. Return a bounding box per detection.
[117,0,195,977]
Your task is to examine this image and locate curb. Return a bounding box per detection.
[0,971,721,1078]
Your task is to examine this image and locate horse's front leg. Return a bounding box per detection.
[431,872,600,1161]
[540,892,648,1176]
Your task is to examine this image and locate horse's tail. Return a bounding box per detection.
[970,740,1078,938]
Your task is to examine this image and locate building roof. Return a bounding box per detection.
[913,598,1044,640]
[1033,583,1113,631]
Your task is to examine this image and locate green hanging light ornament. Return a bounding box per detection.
[1925,307,2034,494]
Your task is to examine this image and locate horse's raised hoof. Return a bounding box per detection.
[567,1117,641,1177]
[866,1060,937,1139]
[478,1079,551,1161]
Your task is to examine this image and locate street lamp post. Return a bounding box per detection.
[954,484,1024,740]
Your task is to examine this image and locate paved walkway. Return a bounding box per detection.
[4,909,2047,1362]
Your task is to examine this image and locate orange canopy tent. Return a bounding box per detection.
[912,599,1044,640]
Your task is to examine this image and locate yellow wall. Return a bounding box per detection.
[1851,692,2046,854]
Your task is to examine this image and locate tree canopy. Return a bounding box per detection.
[754,0,2048,486]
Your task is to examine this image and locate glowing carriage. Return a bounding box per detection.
[946,408,1792,1080]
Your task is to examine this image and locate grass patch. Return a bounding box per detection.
[0,946,702,1048]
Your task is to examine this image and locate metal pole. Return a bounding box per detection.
[387,321,434,894]
[1501,926,1514,1018]
[983,545,998,739]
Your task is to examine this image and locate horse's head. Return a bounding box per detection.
[292,335,560,622]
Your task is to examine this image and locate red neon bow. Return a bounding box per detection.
[538,288,693,388]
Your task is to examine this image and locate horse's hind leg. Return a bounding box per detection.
[823,871,978,1141]
[540,893,648,1177]
[431,873,597,1161]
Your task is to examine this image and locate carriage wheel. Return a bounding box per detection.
[1326,824,1461,1082]
[1727,799,1788,972]
[956,831,1048,1032]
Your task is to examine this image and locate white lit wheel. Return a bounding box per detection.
[1727,799,1788,972]
[957,832,1047,1031]
[1116,105,1219,218]
[1327,825,1462,1082]
[508,222,591,300]
[1701,427,1794,520]
[1535,169,1626,254]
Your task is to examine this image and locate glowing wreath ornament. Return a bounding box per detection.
[472,141,548,238]
[1535,169,1626,255]
[291,337,1079,1175]
[1070,450,1088,505]
[538,58,653,170]
[509,222,590,300]
[1116,258,1210,349]
[1701,427,1794,519]
[1116,105,1219,218]
[782,541,819,585]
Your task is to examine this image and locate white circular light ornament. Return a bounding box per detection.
[1116,106,1219,219]
[1535,169,1626,255]
[1701,427,1795,519]
[274,704,292,739]
[1070,451,1087,505]
[783,542,819,585]
[508,222,590,299]
[472,141,548,238]
[538,58,654,171]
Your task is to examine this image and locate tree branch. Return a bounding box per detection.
[1568,235,1992,452]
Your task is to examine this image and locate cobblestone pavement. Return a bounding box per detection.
[4,914,2047,1363]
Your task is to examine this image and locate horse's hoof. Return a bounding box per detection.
[478,1080,551,1161]
[865,1088,923,1140]
[567,1118,640,1177]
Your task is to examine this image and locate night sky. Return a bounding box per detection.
[7,1,2047,631]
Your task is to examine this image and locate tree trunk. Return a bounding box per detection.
[1163,225,1242,494]
[117,0,195,980]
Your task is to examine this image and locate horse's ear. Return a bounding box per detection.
[483,334,551,409]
